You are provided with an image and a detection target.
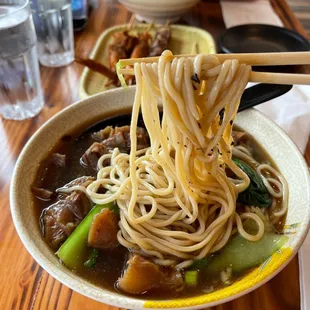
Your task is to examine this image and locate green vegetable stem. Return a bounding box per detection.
[56,202,117,269]
[190,233,288,273]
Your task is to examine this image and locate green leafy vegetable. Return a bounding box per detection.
[107,202,120,216]
[84,248,99,268]
[56,202,117,269]
[190,257,211,270]
[185,270,198,286]
[233,157,272,208]
[190,233,288,273]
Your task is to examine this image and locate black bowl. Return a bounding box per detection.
[219,24,309,72]
[219,24,309,54]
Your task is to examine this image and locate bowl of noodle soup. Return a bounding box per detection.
[11,53,310,309]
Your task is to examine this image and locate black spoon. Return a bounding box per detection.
[82,83,293,136]
[239,83,292,112]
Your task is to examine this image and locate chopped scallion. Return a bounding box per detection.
[185,270,198,286]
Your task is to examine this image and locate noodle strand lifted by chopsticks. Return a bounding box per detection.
[86,51,261,268]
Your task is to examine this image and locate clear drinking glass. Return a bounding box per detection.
[31,0,74,67]
[0,0,44,120]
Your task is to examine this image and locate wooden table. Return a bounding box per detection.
[1,0,309,309]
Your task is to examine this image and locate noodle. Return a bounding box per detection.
[83,51,287,268]
[257,164,289,223]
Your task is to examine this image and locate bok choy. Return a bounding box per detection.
[56,202,117,269]
[190,233,288,273]
[233,157,272,208]
[84,248,99,268]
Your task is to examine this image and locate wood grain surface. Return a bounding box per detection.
[0,0,309,309]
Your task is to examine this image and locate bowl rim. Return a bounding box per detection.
[219,24,310,54]
[10,87,310,309]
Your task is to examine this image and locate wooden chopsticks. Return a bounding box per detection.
[249,71,310,85]
[117,52,310,85]
[118,52,310,66]
[215,52,310,66]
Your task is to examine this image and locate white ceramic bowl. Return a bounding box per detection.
[118,0,200,23]
[10,87,310,309]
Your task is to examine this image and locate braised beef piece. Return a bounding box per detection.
[103,131,128,152]
[57,176,95,200]
[91,126,114,141]
[92,126,149,152]
[50,153,66,168]
[67,191,91,216]
[61,176,95,188]
[81,142,107,169]
[117,255,184,295]
[32,187,54,200]
[82,126,149,170]
[40,176,94,249]
[41,192,92,249]
[42,201,77,249]
[88,208,119,249]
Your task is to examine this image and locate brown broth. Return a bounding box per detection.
[234,125,287,232]
[32,115,287,299]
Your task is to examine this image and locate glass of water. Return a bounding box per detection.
[0,0,44,120]
[31,0,74,67]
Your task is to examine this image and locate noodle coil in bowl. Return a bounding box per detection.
[10,53,310,309]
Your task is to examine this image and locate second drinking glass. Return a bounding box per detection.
[31,0,74,67]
